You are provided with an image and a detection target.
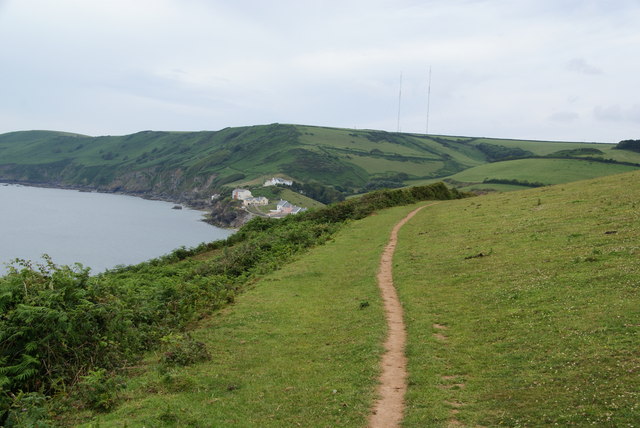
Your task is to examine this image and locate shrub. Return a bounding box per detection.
[76,368,125,412]
[1,392,53,427]
[159,334,211,367]
[614,139,640,152]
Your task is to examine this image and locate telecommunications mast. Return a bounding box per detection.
[397,72,403,132]
[426,66,432,135]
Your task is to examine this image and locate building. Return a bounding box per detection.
[270,199,307,216]
[243,196,269,207]
[263,177,293,187]
[232,189,253,200]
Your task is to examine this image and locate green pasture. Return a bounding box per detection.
[345,154,442,176]
[77,205,421,427]
[395,171,640,426]
[599,147,640,164]
[18,171,637,426]
[277,188,325,208]
[470,138,607,156]
[297,126,429,157]
[448,158,639,185]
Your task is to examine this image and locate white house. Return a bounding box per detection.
[264,177,293,187]
[232,189,253,200]
[243,196,269,207]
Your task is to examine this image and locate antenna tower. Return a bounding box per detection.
[426,66,432,135]
[397,72,403,132]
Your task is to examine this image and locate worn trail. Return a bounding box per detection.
[368,204,433,428]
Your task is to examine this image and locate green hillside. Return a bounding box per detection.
[1,125,638,206]
[1,169,638,425]
[445,157,639,191]
[36,170,635,427]
[395,172,640,426]
[0,183,463,426]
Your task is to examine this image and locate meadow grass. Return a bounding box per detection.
[76,205,422,427]
[275,188,325,209]
[448,158,639,185]
[297,126,427,157]
[394,171,640,426]
[470,138,609,155]
[68,172,640,426]
[345,155,443,176]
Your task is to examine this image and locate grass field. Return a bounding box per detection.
[395,171,640,426]
[447,158,639,186]
[71,170,640,427]
[74,205,423,427]
[470,138,607,156]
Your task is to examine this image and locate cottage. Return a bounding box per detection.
[243,196,269,207]
[271,199,307,216]
[232,189,253,201]
[276,199,292,212]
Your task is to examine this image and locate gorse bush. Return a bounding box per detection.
[0,182,464,422]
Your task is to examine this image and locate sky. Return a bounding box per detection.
[1,0,639,143]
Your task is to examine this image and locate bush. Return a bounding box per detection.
[483,178,546,188]
[1,392,53,427]
[76,368,125,412]
[614,139,640,152]
[159,334,211,367]
[476,143,533,161]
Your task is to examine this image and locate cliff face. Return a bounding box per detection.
[0,163,220,207]
[206,200,252,228]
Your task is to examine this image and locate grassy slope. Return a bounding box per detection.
[4,125,636,200]
[443,139,640,191]
[448,158,639,185]
[78,205,420,427]
[395,171,640,426]
[71,171,639,426]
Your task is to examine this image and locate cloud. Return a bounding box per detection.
[1,0,640,143]
[594,105,640,123]
[549,112,579,123]
[566,58,603,75]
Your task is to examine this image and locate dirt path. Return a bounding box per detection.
[368,204,433,428]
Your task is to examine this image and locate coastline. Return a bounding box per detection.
[0,179,227,226]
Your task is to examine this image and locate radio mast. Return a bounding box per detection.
[426,66,432,135]
[397,72,403,132]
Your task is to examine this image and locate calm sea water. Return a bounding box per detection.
[0,184,233,275]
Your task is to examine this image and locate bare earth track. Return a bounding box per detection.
[369,204,434,428]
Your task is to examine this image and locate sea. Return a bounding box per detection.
[0,184,233,275]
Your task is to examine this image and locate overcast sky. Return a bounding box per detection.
[1,0,638,142]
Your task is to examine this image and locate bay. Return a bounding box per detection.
[0,184,233,275]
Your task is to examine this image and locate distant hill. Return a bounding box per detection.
[1,124,639,206]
